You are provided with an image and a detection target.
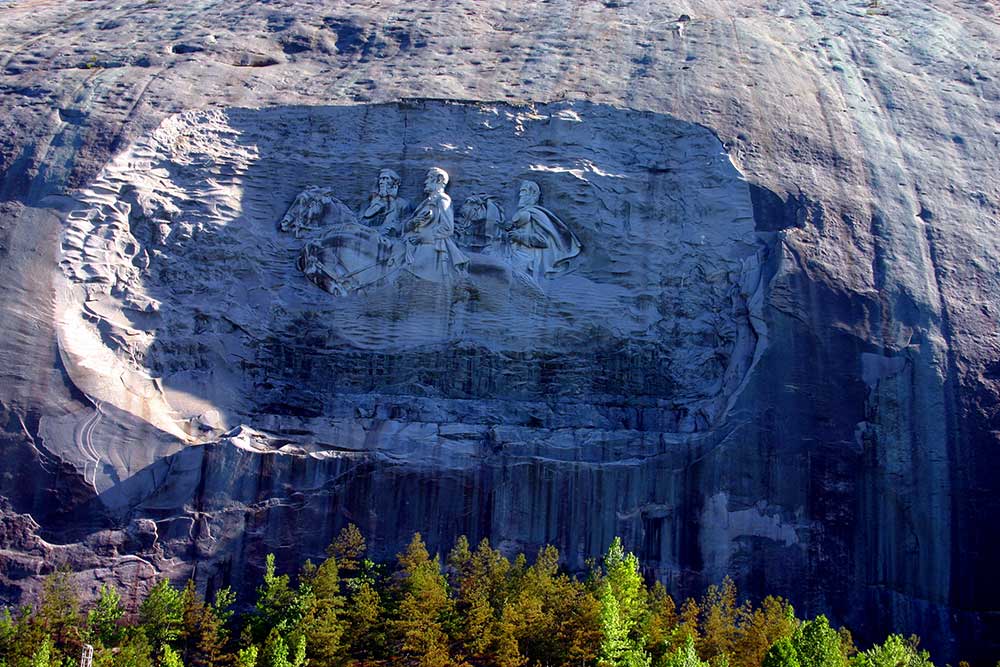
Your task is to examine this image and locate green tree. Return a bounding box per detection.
[492,607,525,667]
[36,567,81,655]
[328,524,366,576]
[259,630,305,667]
[139,579,183,656]
[599,584,650,667]
[88,584,126,648]
[160,645,184,667]
[162,645,185,667]
[0,607,17,663]
[103,628,155,667]
[446,535,472,584]
[29,635,54,667]
[660,635,709,667]
[839,628,857,659]
[0,534,945,667]
[850,634,934,667]
[260,630,289,667]
[604,540,646,622]
[235,646,258,667]
[343,577,386,661]
[762,638,801,667]
[699,578,737,664]
[662,597,701,656]
[598,538,650,667]
[733,596,798,667]
[794,616,848,667]
[506,545,601,667]
[392,533,457,667]
[297,555,345,667]
[449,537,523,667]
[178,581,233,667]
[644,582,678,664]
[248,554,303,644]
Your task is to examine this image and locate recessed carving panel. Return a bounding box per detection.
[59,100,768,468]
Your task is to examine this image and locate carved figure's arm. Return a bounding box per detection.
[507,208,545,246]
[362,195,386,219]
[433,207,455,240]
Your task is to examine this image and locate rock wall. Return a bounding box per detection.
[0,0,998,662]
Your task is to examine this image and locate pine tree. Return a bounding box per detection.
[599,584,650,667]
[661,635,709,667]
[0,534,949,667]
[0,607,15,659]
[505,545,556,665]
[36,567,81,655]
[449,537,521,667]
[645,582,678,664]
[298,556,345,667]
[392,534,457,667]
[343,578,386,661]
[838,628,857,660]
[178,581,232,667]
[88,584,126,648]
[107,628,156,667]
[235,646,258,667]
[139,579,183,657]
[604,538,648,629]
[260,629,292,667]
[162,646,185,667]
[248,555,302,644]
[446,535,472,586]
[762,637,801,667]
[492,608,524,667]
[506,545,601,667]
[698,578,738,663]
[793,616,848,667]
[30,635,53,667]
[850,634,934,667]
[732,596,798,667]
[598,538,650,667]
[328,525,366,576]
[674,598,701,651]
[558,575,604,667]
[0,606,45,667]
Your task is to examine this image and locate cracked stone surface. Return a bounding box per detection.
[0,0,998,661]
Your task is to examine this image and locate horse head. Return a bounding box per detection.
[458,194,505,250]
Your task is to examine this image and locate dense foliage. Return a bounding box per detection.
[0,529,945,667]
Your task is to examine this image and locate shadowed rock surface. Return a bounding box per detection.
[0,0,998,662]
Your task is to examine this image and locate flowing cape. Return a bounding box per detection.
[523,204,582,275]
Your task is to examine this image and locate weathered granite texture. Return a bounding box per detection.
[0,1,998,662]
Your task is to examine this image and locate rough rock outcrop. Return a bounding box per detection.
[0,1,997,662]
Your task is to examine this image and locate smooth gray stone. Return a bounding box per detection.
[0,1,997,662]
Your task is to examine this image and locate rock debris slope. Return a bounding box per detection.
[0,0,997,661]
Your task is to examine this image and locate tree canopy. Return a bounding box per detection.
[0,527,950,667]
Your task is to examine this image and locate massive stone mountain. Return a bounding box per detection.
[0,0,997,661]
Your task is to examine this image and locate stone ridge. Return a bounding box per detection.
[0,1,997,661]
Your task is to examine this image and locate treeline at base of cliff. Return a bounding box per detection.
[0,527,960,667]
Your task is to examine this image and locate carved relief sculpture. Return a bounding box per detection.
[279,186,355,238]
[281,169,580,295]
[292,170,407,296]
[457,193,505,252]
[358,168,410,235]
[400,167,469,282]
[503,180,582,280]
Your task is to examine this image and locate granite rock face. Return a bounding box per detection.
[0,0,998,662]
